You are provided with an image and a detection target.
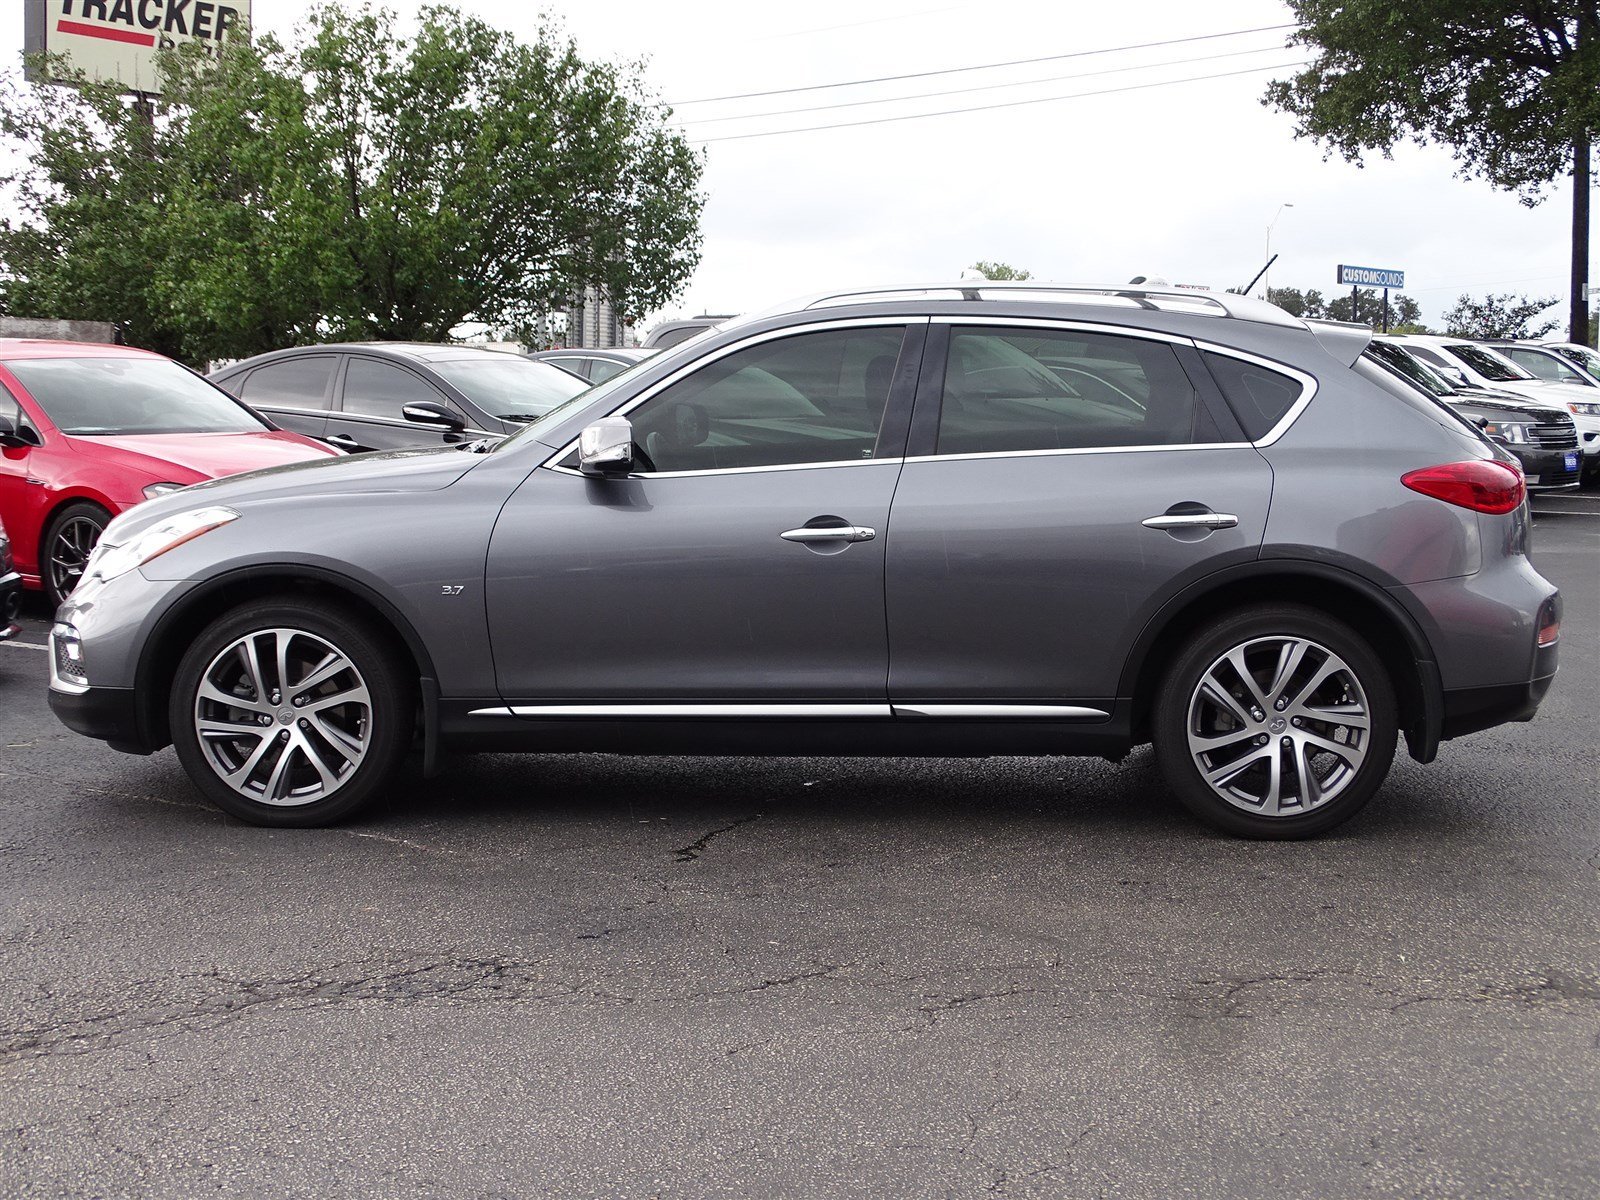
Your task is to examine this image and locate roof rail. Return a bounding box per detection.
[796,282,1306,328]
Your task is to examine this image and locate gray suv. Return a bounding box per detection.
[47,285,1561,838]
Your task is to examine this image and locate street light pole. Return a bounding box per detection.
[1263,202,1294,298]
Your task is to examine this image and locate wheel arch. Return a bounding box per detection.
[134,564,440,752]
[1121,560,1444,764]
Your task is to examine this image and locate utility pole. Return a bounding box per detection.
[1573,7,1592,346]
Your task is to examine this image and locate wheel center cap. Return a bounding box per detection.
[1269,717,1287,734]
[277,710,296,726]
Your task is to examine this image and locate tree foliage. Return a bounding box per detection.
[1441,292,1561,338]
[969,261,1032,280]
[1266,285,1425,330]
[0,3,705,363]
[1266,3,1600,201]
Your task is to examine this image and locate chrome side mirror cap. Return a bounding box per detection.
[579,416,634,476]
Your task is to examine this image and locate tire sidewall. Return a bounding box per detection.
[1154,604,1398,840]
[169,599,413,827]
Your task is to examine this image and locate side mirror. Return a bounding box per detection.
[579,416,635,476]
[402,401,465,432]
[1438,365,1469,386]
[0,412,37,449]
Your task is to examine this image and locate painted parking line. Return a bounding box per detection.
[0,640,48,652]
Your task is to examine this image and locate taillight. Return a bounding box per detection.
[1401,460,1525,514]
[1537,597,1560,647]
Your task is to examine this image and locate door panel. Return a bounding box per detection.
[486,462,900,701]
[886,449,1272,703]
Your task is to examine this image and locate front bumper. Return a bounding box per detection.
[1509,444,1583,490]
[47,685,152,754]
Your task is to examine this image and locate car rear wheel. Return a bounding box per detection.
[42,501,111,607]
[169,598,415,827]
[1153,604,1397,839]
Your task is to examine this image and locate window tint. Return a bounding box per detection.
[1448,344,1529,382]
[1202,351,1304,441]
[1408,346,1453,370]
[937,328,1215,455]
[587,358,628,383]
[342,359,451,420]
[239,357,335,411]
[627,326,905,472]
[1365,342,1454,396]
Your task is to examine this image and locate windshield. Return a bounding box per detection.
[1366,342,1456,396]
[8,356,270,436]
[1448,344,1533,382]
[1552,343,1600,374]
[429,355,588,421]
[1504,346,1597,386]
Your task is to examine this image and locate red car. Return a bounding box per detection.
[0,340,341,605]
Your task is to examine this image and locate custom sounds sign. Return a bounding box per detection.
[24,0,252,95]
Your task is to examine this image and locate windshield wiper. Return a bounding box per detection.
[498,413,550,422]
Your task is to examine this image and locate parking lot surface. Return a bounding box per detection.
[1,492,1597,1198]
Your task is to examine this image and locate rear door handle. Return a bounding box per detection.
[326,434,359,449]
[1141,512,1239,530]
[780,525,876,543]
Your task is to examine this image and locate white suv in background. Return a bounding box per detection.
[1384,334,1600,481]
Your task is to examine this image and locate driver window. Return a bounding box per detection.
[626,326,906,473]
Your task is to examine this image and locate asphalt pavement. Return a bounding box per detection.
[1,493,1596,1198]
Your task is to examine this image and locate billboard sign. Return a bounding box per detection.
[23,0,251,95]
[1337,264,1405,289]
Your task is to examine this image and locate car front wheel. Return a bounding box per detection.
[43,501,111,607]
[169,598,415,826]
[1153,604,1398,839]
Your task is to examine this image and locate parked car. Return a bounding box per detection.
[1364,340,1581,490]
[1538,339,1600,383]
[49,283,1559,839]
[526,347,658,384]
[0,515,21,642]
[640,315,736,349]
[1385,334,1600,481]
[209,343,589,454]
[0,340,341,605]
[1510,342,1600,477]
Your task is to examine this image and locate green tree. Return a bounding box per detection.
[968,261,1032,281]
[1442,292,1561,338]
[0,3,704,363]
[1265,3,1600,343]
[1265,287,1329,319]
[1267,285,1425,330]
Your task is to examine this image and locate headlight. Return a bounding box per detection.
[143,482,187,500]
[1480,421,1531,444]
[84,507,239,585]
[1567,401,1600,416]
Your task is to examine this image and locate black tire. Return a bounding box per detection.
[169,596,415,827]
[1153,603,1398,840]
[42,501,111,607]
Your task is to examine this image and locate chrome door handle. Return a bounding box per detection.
[326,435,359,448]
[780,525,876,543]
[1141,512,1239,530]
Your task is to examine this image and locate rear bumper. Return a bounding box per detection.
[1441,672,1556,740]
[47,685,154,755]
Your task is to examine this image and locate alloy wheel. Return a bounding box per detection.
[193,627,373,806]
[49,515,104,599]
[1185,635,1371,818]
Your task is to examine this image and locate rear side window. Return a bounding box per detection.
[239,357,335,411]
[1201,352,1304,441]
[937,328,1218,454]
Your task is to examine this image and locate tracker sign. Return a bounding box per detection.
[23,0,251,95]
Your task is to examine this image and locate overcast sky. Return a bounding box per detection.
[4,1,1588,333]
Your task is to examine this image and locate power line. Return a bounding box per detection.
[665,23,1299,107]
[689,60,1309,145]
[672,43,1289,130]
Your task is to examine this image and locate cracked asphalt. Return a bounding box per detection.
[1,495,1597,1198]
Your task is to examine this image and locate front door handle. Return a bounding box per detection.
[325,434,359,449]
[1141,512,1239,530]
[780,525,876,544]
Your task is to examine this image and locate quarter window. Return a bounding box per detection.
[937,328,1218,454]
[238,357,335,410]
[1201,352,1305,441]
[342,359,454,420]
[626,326,906,472]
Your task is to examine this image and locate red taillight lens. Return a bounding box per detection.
[1401,460,1525,514]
